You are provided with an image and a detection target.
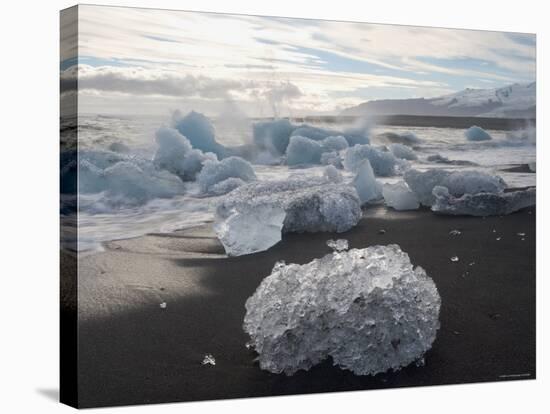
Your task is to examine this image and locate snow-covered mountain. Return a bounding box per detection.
[341,82,536,118]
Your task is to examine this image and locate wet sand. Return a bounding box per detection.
[74,206,536,408]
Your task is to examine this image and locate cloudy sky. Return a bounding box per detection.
[61,5,536,117]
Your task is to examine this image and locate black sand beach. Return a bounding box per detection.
[71,205,536,408]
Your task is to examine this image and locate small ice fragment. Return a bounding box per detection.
[450,256,459,262]
[492,229,497,233]
[521,238,525,241]
[202,354,216,366]
[415,358,426,367]
[449,230,461,236]
[517,232,526,237]
[326,239,349,252]
[159,302,167,309]
[468,262,475,266]
[378,229,386,234]
[496,237,501,241]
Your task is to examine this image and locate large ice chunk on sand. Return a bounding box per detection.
[217,179,362,235]
[465,125,492,141]
[286,136,323,165]
[214,204,286,256]
[253,119,295,155]
[243,244,441,375]
[171,110,226,157]
[389,143,418,160]
[153,127,217,181]
[352,160,382,204]
[197,156,256,193]
[404,169,507,206]
[343,144,397,176]
[383,182,420,210]
[432,186,535,216]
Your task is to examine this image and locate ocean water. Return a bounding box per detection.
[66,114,536,252]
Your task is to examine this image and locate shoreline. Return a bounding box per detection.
[75,205,536,407]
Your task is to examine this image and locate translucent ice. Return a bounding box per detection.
[243,244,441,376]
[253,119,295,155]
[214,204,286,256]
[172,110,226,157]
[343,144,397,176]
[352,160,382,205]
[77,151,185,206]
[432,186,536,216]
[291,125,339,142]
[287,135,349,166]
[321,135,349,152]
[323,165,344,183]
[153,127,216,181]
[217,179,362,235]
[201,354,216,366]
[326,238,349,251]
[197,156,257,193]
[389,143,418,160]
[382,182,420,210]
[465,125,492,141]
[404,169,507,206]
[286,136,323,165]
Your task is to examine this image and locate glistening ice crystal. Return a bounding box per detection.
[243,244,441,376]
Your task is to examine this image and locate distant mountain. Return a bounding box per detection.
[341,82,536,118]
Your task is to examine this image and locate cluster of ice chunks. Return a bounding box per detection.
[343,144,398,176]
[465,125,492,141]
[253,119,296,155]
[432,186,536,216]
[215,179,362,255]
[286,135,350,166]
[197,156,257,194]
[153,127,217,182]
[389,143,418,160]
[383,182,420,210]
[171,110,226,157]
[77,150,184,206]
[214,204,286,256]
[404,169,507,207]
[352,160,382,205]
[243,244,441,376]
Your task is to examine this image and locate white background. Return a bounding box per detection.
[0,0,546,412]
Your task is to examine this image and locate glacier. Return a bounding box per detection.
[383,182,420,210]
[432,186,535,216]
[243,244,441,375]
